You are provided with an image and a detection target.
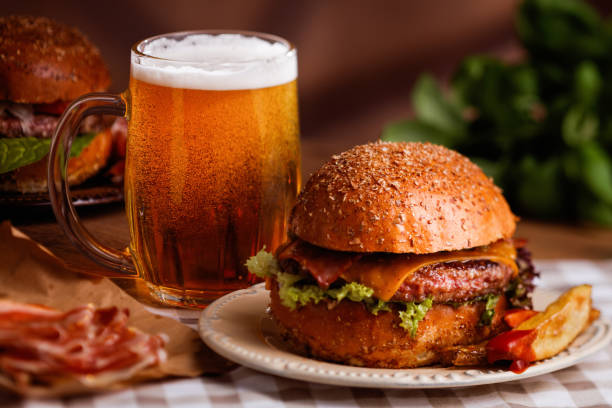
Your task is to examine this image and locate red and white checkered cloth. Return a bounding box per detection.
[7,260,612,408]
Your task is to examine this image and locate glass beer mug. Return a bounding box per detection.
[48,31,301,308]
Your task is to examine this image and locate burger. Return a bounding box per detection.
[0,15,113,193]
[247,142,537,368]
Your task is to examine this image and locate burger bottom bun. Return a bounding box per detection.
[0,129,113,193]
[270,283,508,369]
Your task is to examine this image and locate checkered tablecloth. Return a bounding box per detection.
[5,260,612,408]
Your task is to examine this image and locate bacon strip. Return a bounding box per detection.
[277,239,361,289]
[0,300,167,388]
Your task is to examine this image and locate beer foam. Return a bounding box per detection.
[132,34,297,90]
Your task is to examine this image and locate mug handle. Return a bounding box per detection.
[48,93,137,277]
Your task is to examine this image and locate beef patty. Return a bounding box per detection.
[391,260,514,303]
[277,238,516,304]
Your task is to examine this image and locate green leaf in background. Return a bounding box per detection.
[577,195,612,226]
[512,64,540,96]
[600,118,612,147]
[0,133,98,174]
[517,0,608,61]
[470,157,508,188]
[578,142,612,205]
[562,106,598,147]
[509,65,540,114]
[574,61,602,106]
[453,57,541,130]
[411,74,466,136]
[562,150,581,182]
[453,56,507,120]
[380,120,459,147]
[382,0,612,226]
[516,156,565,218]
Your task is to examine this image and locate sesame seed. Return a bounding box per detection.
[348,237,361,245]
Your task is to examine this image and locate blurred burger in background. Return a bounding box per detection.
[0,15,115,193]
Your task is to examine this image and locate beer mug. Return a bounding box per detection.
[48,31,300,307]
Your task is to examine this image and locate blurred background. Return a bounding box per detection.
[3,0,612,230]
[1,0,529,174]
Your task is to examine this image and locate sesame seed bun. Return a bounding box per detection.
[0,15,110,103]
[290,142,516,254]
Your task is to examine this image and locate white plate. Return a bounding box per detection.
[198,283,612,388]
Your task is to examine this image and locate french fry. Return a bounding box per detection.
[487,285,593,372]
[519,285,592,360]
[589,308,601,325]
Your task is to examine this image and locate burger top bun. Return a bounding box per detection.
[290,142,516,254]
[0,15,111,103]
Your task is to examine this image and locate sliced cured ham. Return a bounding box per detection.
[0,300,167,388]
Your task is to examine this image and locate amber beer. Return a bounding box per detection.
[125,33,300,305]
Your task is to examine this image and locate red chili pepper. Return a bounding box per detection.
[487,329,537,373]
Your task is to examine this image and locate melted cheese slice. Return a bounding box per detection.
[340,240,518,302]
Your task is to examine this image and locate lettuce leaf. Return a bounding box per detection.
[246,250,376,310]
[245,248,280,279]
[366,299,392,315]
[276,273,321,309]
[327,281,374,302]
[479,294,500,326]
[398,297,433,337]
[245,250,432,337]
[278,281,376,311]
[246,249,322,309]
[0,133,98,174]
[448,293,501,326]
[69,132,96,158]
[0,138,50,174]
[280,283,325,310]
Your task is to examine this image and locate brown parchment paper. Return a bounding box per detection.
[0,221,234,397]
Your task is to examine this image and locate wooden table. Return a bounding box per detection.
[4,137,612,295]
[9,203,612,263]
[8,206,611,309]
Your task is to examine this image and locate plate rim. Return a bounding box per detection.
[0,185,123,208]
[199,283,612,389]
